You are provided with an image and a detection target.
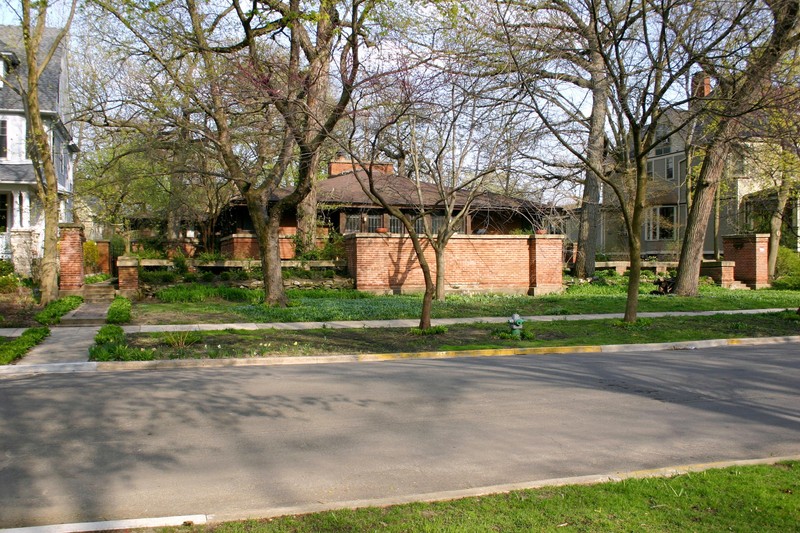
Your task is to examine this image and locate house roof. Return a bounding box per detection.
[317,169,551,214]
[0,25,66,113]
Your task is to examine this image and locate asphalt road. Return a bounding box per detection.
[1,343,799,528]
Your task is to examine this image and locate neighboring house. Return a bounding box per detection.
[597,77,799,260]
[219,157,557,256]
[0,26,78,275]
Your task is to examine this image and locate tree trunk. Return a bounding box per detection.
[296,183,318,256]
[245,188,287,306]
[768,177,792,278]
[624,239,642,323]
[26,81,60,304]
[675,142,729,295]
[576,51,608,279]
[434,237,448,301]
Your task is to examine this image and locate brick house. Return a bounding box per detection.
[219,157,560,259]
[0,26,78,275]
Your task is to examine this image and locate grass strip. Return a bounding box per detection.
[0,327,50,365]
[162,461,800,532]
[132,284,800,325]
[34,296,83,326]
[120,311,800,361]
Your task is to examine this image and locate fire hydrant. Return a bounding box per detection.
[508,313,525,338]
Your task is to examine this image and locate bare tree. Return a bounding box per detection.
[89,0,372,305]
[1,0,78,303]
[674,0,800,295]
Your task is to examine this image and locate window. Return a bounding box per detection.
[645,206,677,241]
[666,158,674,180]
[389,216,404,234]
[0,120,7,159]
[344,213,361,233]
[647,161,654,179]
[654,125,671,156]
[366,213,383,232]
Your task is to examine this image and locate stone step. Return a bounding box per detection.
[59,302,111,327]
[727,281,751,290]
[83,284,117,303]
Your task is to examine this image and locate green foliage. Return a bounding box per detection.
[139,269,178,284]
[132,248,167,259]
[195,251,226,262]
[0,260,15,276]
[110,235,126,258]
[611,318,654,329]
[775,247,800,277]
[0,272,19,293]
[94,324,126,345]
[183,272,198,283]
[200,271,216,282]
[219,269,249,281]
[172,254,188,275]
[163,330,202,348]
[155,283,263,304]
[772,276,800,290]
[284,267,336,279]
[90,324,153,362]
[35,296,83,325]
[83,241,100,272]
[84,273,111,284]
[294,233,346,260]
[107,296,132,324]
[410,325,448,335]
[0,327,49,365]
[492,326,536,340]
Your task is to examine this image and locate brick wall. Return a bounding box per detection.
[58,224,84,291]
[699,261,735,288]
[222,233,327,260]
[343,234,564,295]
[723,234,770,289]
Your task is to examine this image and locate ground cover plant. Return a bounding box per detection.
[106,297,132,324]
[34,296,83,326]
[115,311,800,360]
[0,327,49,365]
[130,281,800,325]
[163,461,800,532]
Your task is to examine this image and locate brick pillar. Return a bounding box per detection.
[59,223,85,293]
[723,234,770,289]
[529,234,565,295]
[96,240,111,275]
[117,257,140,298]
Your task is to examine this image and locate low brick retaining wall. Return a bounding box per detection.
[344,233,564,295]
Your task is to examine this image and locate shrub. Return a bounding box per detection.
[94,324,126,345]
[35,296,83,325]
[183,272,198,283]
[200,271,216,282]
[139,269,178,284]
[85,273,111,284]
[776,247,800,278]
[107,296,132,324]
[172,254,189,275]
[0,259,14,276]
[0,327,49,365]
[195,251,226,262]
[83,241,100,272]
[163,330,202,348]
[772,276,800,290]
[0,272,19,293]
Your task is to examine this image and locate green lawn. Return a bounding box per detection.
[131,283,800,325]
[162,461,800,532]
[112,311,800,361]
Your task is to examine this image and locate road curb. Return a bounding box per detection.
[207,454,800,525]
[0,514,207,533]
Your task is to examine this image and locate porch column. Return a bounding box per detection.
[58,223,85,293]
[21,191,30,228]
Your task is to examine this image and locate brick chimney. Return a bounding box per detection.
[328,153,394,177]
[692,71,711,98]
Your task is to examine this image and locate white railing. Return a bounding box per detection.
[0,233,10,260]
